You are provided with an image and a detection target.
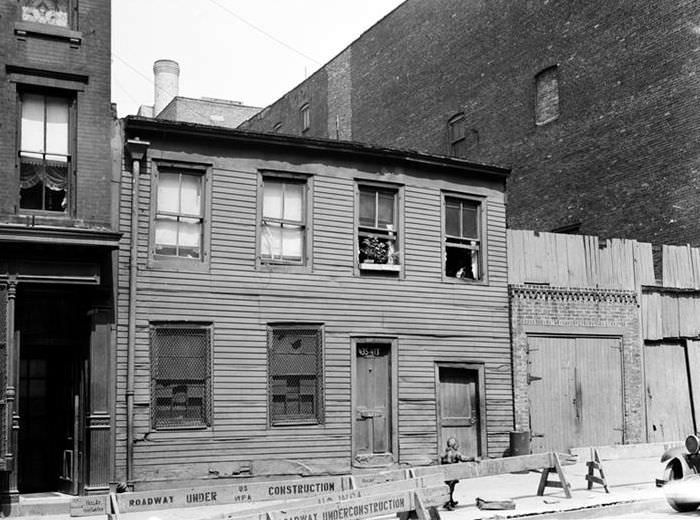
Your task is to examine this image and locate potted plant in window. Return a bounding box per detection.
[360,236,389,264]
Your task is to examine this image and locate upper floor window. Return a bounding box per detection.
[155,169,204,260]
[19,92,71,213]
[358,185,400,271]
[21,0,70,27]
[151,323,211,429]
[535,66,559,125]
[300,103,310,132]
[268,325,323,425]
[444,195,483,281]
[260,176,307,265]
[447,113,466,157]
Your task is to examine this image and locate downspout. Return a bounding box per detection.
[124,138,149,486]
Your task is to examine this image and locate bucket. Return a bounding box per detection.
[509,430,531,457]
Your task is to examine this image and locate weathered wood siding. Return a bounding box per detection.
[116,136,510,486]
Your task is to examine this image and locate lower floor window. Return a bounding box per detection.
[151,324,211,429]
[268,325,323,425]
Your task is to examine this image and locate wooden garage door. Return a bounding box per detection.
[645,341,694,442]
[528,335,623,452]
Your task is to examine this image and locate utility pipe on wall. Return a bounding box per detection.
[124,139,149,486]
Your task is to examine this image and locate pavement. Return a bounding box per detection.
[15,451,678,520]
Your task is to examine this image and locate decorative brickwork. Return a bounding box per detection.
[510,285,644,444]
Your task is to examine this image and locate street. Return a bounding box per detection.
[530,498,700,519]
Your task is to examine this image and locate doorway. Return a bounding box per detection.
[16,287,89,495]
[436,364,485,459]
[352,340,397,467]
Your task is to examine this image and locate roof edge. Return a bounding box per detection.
[123,116,510,180]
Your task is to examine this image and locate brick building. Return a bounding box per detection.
[241,0,700,245]
[0,0,117,503]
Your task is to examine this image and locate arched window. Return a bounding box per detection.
[535,66,559,125]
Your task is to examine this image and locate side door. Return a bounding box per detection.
[436,365,482,459]
[353,342,393,466]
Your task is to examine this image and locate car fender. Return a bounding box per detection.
[664,454,692,481]
[661,446,686,463]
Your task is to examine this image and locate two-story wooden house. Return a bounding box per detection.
[118,116,511,489]
[0,0,117,503]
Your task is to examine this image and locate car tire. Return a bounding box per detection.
[666,464,700,512]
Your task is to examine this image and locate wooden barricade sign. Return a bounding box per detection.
[211,475,445,520]
[229,486,449,520]
[70,476,347,516]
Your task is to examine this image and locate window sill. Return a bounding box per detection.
[359,263,401,272]
[271,420,321,427]
[15,21,82,45]
[148,256,209,273]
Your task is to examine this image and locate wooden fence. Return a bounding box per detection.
[508,230,700,340]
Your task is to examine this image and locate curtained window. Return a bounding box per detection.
[20,0,71,27]
[19,93,71,212]
[155,171,204,259]
[260,177,307,265]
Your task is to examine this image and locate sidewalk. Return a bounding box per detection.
[443,456,665,519]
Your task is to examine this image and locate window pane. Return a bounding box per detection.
[155,216,178,255]
[21,94,45,154]
[359,189,375,227]
[445,199,461,237]
[263,180,283,219]
[20,183,43,210]
[45,97,68,156]
[281,226,303,260]
[178,218,201,259]
[377,191,395,228]
[22,0,69,26]
[179,174,201,216]
[445,245,479,280]
[260,222,282,258]
[283,183,303,221]
[158,173,180,213]
[45,185,66,212]
[462,203,478,238]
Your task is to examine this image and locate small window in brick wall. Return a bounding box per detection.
[300,103,310,132]
[535,66,560,125]
[151,324,211,429]
[268,326,323,425]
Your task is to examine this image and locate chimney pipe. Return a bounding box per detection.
[153,59,180,116]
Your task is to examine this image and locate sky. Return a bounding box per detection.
[111,0,405,117]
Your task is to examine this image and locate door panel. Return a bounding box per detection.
[437,366,480,458]
[528,335,623,452]
[354,343,392,464]
[645,342,694,442]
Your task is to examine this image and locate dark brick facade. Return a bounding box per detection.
[0,0,113,228]
[242,0,700,246]
[510,285,643,444]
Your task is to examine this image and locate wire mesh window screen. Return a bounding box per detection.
[269,327,322,424]
[151,325,210,429]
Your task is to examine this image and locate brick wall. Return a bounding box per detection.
[243,0,700,246]
[510,285,644,444]
[0,0,113,228]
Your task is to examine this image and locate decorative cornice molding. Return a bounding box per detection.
[509,284,637,305]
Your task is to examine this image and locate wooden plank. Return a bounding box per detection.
[644,342,694,443]
[686,340,700,433]
[71,476,348,516]
[414,452,576,481]
[212,476,446,520]
[641,292,663,341]
[634,242,656,287]
[661,294,681,338]
[227,486,449,520]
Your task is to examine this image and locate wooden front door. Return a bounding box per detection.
[645,341,694,442]
[437,366,482,459]
[353,343,393,466]
[528,335,624,452]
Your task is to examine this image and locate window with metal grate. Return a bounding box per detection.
[268,326,323,425]
[151,324,211,429]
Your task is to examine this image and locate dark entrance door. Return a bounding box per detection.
[16,289,88,495]
[437,365,482,459]
[354,342,393,466]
